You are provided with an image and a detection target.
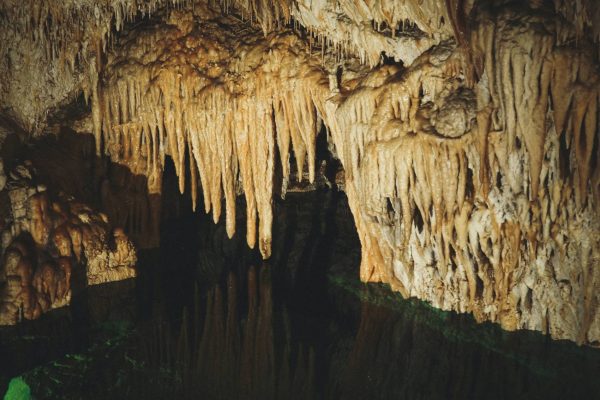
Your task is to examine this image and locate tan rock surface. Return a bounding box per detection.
[0,162,136,325]
[1,0,599,345]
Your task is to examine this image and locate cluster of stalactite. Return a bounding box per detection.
[0,0,461,133]
[332,2,600,344]
[225,0,457,66]
[3,0,187,69]
[0,0,192,132]
[552,0,600,46]
[0,161,137,325]
[11,0,595,133]
[91,7,331,258]
[88,2,600,345]
[2,0,600,344]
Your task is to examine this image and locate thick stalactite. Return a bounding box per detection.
[1,0,600,345]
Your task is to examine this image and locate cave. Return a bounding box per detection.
[1,0,600,398]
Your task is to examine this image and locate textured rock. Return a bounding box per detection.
[1,0,600,345]
[0,159,5,192]
[92,6,333,258]
[0,162,136,325]
[0,0,191,133]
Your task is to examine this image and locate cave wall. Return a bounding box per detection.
[1,0,600,345]
[0,161,137,325]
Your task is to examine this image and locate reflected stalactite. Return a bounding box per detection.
[139,264,315,399]
[333,298,600,400]
[3,189,600,399]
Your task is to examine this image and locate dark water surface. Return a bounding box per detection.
[2,190,600,400]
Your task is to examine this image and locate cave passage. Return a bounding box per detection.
[2,0,600,398]
[1,159,600,399]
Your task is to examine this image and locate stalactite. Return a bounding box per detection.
[218,1,599,345]
[93,8,329,259]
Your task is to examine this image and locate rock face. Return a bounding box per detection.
[0,0,194,134]
[0,159,6,192]
[0,162,136,325]
[1,0,600,345]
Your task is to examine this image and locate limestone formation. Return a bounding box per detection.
[0,159,5,192]
[0,0,599,345]
[0,162,136,325]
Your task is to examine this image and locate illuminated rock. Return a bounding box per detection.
[0,163,136,325]
[0,0,599,345]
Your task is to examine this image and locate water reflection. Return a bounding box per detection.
[135,265,315,400]
[132,262,600,400]
[2,191,600,399]
[335,301,562,400]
